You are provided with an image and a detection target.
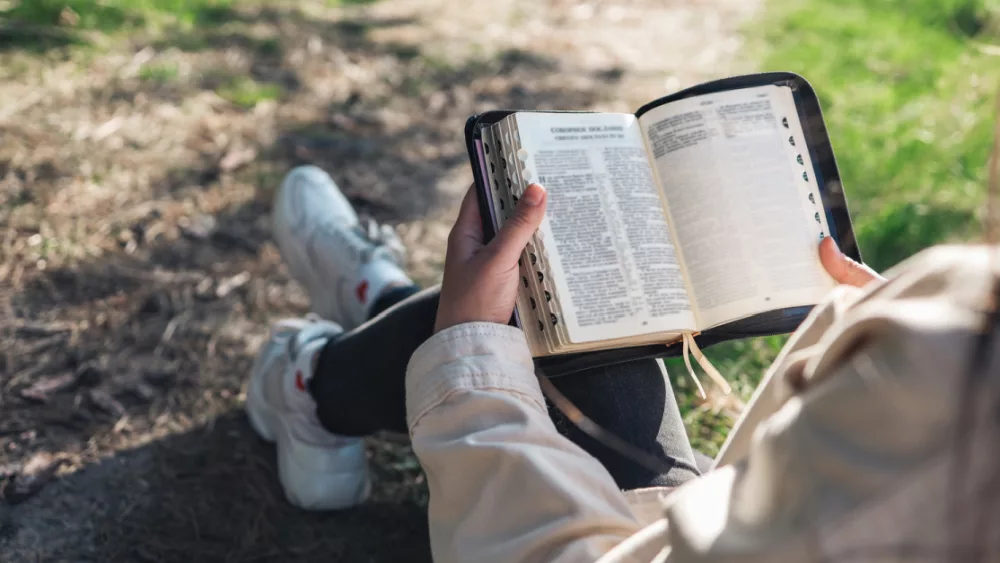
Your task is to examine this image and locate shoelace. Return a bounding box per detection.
[353,216,407,266]
[681,331,732,399]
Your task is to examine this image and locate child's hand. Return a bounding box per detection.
[435,183,547,332]
[819,237,884,288]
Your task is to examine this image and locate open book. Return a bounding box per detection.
[466,73,858,367]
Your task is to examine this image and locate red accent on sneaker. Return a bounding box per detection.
[295,370,307,392]
[355,280,369,303]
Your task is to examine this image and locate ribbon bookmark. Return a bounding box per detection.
[681,332,733,399]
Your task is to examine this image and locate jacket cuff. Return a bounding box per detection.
[405,322,544,432]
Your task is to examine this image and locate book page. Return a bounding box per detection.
[513,112,697,343]
[639,85,834,329]
[484,121,562,355]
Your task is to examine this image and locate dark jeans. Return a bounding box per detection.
[310,286,701,490]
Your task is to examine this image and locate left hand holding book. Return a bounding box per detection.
[818,237,883,288]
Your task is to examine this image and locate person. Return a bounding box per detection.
[246,165,876,508]
[249,166,1000,561]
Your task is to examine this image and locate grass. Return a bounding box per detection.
[674,0,1000,456]
[762,0,999,271]
[139,61,179,82]
[0,0,377,32]
[215,76,282,108]
[0,0,238,52]
[3,0,997,464]
[1,0,237,30]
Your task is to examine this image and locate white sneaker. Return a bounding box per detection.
[272,165,410,329]
[245,317,372,510]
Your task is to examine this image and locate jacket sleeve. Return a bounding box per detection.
[406,322,644,563]
[661,248,993,562]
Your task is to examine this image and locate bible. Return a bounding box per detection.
[465,73,859,375]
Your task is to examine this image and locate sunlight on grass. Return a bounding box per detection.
[2,0,236,32]
[760,0,1000,271]
[138,61,179,82]
[677,0,1000,453]
[0,0,386,31]
[215,76,282,108]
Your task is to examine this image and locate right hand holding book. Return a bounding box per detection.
[434,183,548,333]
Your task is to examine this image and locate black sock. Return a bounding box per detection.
[368,284,422,320]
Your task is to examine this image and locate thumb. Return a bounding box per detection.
[486,183,547,268]
[819,237,883,288]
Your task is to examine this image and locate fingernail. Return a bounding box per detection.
[523,183,545,206]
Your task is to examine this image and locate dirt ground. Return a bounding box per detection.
[0,0,757,560]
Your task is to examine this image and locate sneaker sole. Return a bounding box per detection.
[246,372,372,511]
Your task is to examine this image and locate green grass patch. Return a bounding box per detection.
[138,61,179,82]
[215,76,282,108]
[678,0,1000,453]
[3,0,132,31]
[1,0,237,35]
[758,0,999,271]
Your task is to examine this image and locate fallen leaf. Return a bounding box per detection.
[219,146,257,172]
[2,452,67,505]
[18,373,78,403]
[87,389,126,418]
[178,214,217,240]
[195,277,215,299]
[329,113,358,131]
[18,363,102,404]
[216,271,251,298]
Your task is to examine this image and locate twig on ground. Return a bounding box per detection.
[154,312,192,358]
[2,320,76,337]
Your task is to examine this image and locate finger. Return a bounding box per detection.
[486,183,547,268]
[819,237,883,288]
[446,184,485,261]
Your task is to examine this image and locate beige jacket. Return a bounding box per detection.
[405,246,1000,562]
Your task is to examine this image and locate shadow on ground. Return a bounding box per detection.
[2,412,431,562]
[1,2,621,561]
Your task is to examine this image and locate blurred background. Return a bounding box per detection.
[0,0,998,560]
